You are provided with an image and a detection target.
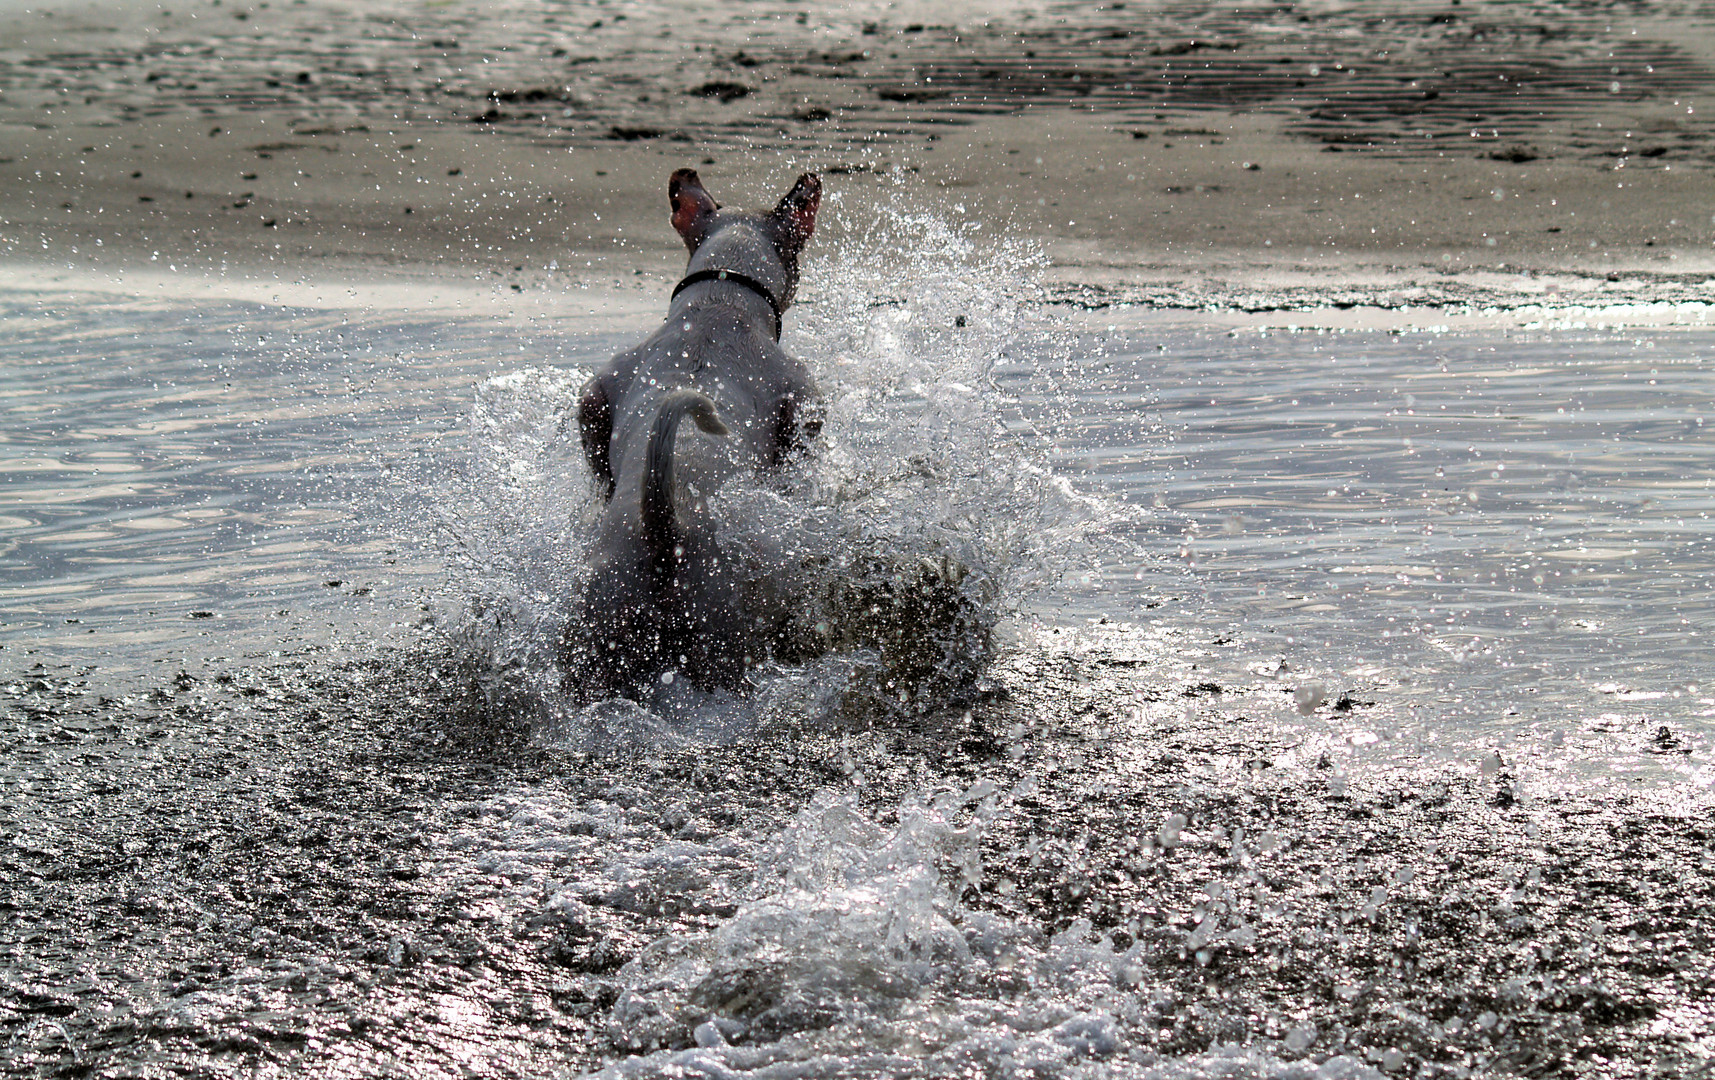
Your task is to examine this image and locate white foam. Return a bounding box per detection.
[421,755,1386,1080]
[567,784,1381,1080]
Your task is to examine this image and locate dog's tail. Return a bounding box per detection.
[641,389,730,559]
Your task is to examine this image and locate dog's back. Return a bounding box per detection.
[568,170,821,697]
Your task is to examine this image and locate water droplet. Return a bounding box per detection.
[1294,680,1326,714]
[1158,812,1188,848]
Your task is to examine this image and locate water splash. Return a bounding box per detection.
[429,365,596,709]
[574,784,1382,1080]
[429,198,1137,742]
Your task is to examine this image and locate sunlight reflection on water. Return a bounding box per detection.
[1012,324,1715,774]
[2,286,1710,777]
[0,289,633,681]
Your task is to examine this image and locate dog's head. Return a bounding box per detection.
[668,169,821,306]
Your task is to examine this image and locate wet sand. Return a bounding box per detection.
[3,0,1714,316]
[6,639,1713,1078]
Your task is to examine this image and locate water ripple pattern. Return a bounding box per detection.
[1013,323,1715,777]
[0,290,612,680]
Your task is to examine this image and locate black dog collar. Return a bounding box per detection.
[670,268,783,340]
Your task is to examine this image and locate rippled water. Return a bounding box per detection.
[12,280,1706,762]
[4,228,1714,1077]
[0,289,628,683]
[1021,320,1715,781]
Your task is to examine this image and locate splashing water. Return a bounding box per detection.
[446,776,1382,1080]
[430,365,600,707]
[429,200,1136,741]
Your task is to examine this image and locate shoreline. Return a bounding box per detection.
[5,255,1712,336]
[5,1,1714,327]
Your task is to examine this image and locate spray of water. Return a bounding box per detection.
[428,197,1134,743]
[443,777,1381,1080]
[429,365,599,709]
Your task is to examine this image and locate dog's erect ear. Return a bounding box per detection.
[669,168,719,250]
[770,172,821,247]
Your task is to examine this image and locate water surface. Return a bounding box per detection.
[1022,322,1715,779]
[3,283,1711,762]
[3,267,1714,1079]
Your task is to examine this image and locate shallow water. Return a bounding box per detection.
[3,245,1715,1078]
[0,288,634,683]
[5,284,1709,771]
[1021,322,1715,784]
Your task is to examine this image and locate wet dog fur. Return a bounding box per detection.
[566,169,822,698]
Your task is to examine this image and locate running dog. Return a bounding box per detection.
[569,169,822,697]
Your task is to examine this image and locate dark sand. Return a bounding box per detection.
[2,0,1714,317]
[7,642,1714,1077]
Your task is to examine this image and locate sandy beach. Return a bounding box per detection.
[2,0,1713,317]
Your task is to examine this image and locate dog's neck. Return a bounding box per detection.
[670,269,782,340]
[670,226,791,338]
